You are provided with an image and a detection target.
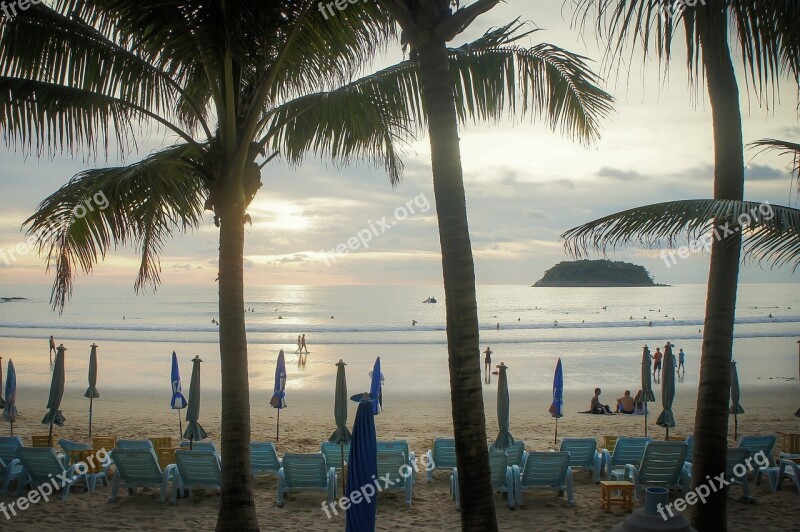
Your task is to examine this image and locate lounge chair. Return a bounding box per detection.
[426,438,457,483]
[490,440,527,469]
[276,453,336,508]
[737,435,777,467]
[682,448,753,501]
[150,437,173,450]
[116,439,155,450]
[776,458,800,495]
[92,436,117,453]
[252,442,282,479]
[179,440,219,454]
[377,450,413,507]
[320,441,350,473]
[15,447,100,499]
[108,447,177,502]
[377,440,415,467]
[513,451,574,506]
[683,436,694,465]
[601,437,651,479]
[171,450,222,503]
[0,436,24,496]
[560,438,602,482]
[31,434,56,448]
[621,441,688,501]
[58,438,91,466]
[452,449,514,510]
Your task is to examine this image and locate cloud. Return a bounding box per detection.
[597,167,646,181]
[523,208,551,220]
[745,163,784,182]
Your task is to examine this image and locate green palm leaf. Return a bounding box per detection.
[561,199,800,271]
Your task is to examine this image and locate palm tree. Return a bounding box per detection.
[565,1,800,529]
[4,2,611,530]
[376,1,612,529]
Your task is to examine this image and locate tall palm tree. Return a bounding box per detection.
[565,1,800,529]
[376,1,612,529]
[3,2,611,530]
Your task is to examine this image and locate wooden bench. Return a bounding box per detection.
[600,480,634,513]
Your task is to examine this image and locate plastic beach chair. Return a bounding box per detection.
[738,435,777,467]
[252,442,282,479]
[0,436,24,496]
[15,447,100,499]
[776,458,800,495]
[426,438,457,483]
[513,451,574,507]
[58,438,91,466]
[491,440,527,469]
[276,453,336,508]
[452,449,514,510]
[622,441,688,501]
[320,441,350,473]
[108,447,176,503]
[682,447,753,501]
[601,437,651,479]
[171,449,221,502]
[377,440,415,468]
[560,438,602,482]
[377,450,414,507]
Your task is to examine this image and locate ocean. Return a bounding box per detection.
[0,283,797,395]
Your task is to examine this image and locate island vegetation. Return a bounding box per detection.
[533,259,663,287]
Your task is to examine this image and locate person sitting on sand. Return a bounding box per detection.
[616,390,635,414]
[591,388,612,415]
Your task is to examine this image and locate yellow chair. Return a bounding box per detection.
[92,436,117,452]
[603,436,618,453]
[155,447,178,470]
[667,435,685,441]
[782,433,800,454]
[150,437,173,450]
[31,434,56,448]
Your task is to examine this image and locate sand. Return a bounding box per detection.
[1,384,799,531]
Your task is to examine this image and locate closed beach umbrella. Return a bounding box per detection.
[43,344,67,444]
[170,351,188,437]
[269,350,287,441]
[493,362,514,450]
[330,359,352,494]
[84,343,100,438]
[641,345,656,436]
[0,356,4,409]
[729,360,745,439]
[548,358,564,445]
[345,393,377,532]
[2,360,17,435]
[656,343,676,440]
[182,355,207,448]
[369,357,382,415]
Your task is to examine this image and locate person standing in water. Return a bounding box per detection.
[483,346,493,383]
[301,334,308,354]
[295,335,302,354]
[652,347,663,379]
[49,335,56,357]
[678,348,686,376]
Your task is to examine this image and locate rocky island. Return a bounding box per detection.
[533,259,663,287]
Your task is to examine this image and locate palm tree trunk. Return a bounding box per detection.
[416,38,498,532]
[216,196,259,531]
[692,7,744,531]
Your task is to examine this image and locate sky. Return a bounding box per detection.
[0,2,798,294]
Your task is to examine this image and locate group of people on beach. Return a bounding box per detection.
[295,334,309,366]
[590,388,646,415]
[650,345,686,379]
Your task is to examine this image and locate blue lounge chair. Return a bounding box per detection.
[601,437,651,479]
[426,438,456,483]
[737,435,777,467]
[179,441,219,454]
[320,441,350,473]
[377,450,414,507]
[776,458,800,495]
[15,447,100,499]
[252,442,282,479]
[377,440,415,467]
[58,438,91,466]
[116,439,155,450]
[560,438,602,482]
[452,449,514,510]
[0,437,24,496]
[108,447,176,503]
[491,441,527,469]
[621,441,688,501]
[682,447,753,501]
[171,450,221,502]
[513,451,574,506]
[276,453,336,508]
[684,436,694,465]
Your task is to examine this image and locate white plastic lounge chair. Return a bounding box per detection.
[377,450,413,507]
[601,437,651,479]
[108,447,177,503]
[514,451,574,507]
[426,438,456,483]
[560,438,602,482]
[252,442,282,479]
[15,447,99,499]
[276,453,336,508]
[452,449,514,510]
[622,441,688,501]
[171,450,221,503]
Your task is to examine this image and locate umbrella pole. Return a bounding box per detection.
[9,421,12,436]
[644,409,648,437]
[276,409,280,442]
[89,397,93,438]
[665,426,669,441]
[554,418,558,445]
[734,414,738,440]
[48,420,54,447]
[178,410,183,438]
[340,444,346,495]
[190,435,194,451]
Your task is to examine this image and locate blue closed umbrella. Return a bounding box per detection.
[170,351,188,437]
[84,343,100,438]
[2,360,17,435]
[369,357,382,415]
[729,360,745,439]
[345,393,377,532]
[270,350,287,441]
[494,362,514,449]
[0,356,4,409]
[182,355,207,448]
[43,344,67,444]
[656,343,676,440]
[548,358,564,445]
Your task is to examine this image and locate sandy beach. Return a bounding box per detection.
[1,384,798,531]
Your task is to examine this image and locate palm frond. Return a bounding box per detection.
[23,144,207,312]
[561,199,800,271]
